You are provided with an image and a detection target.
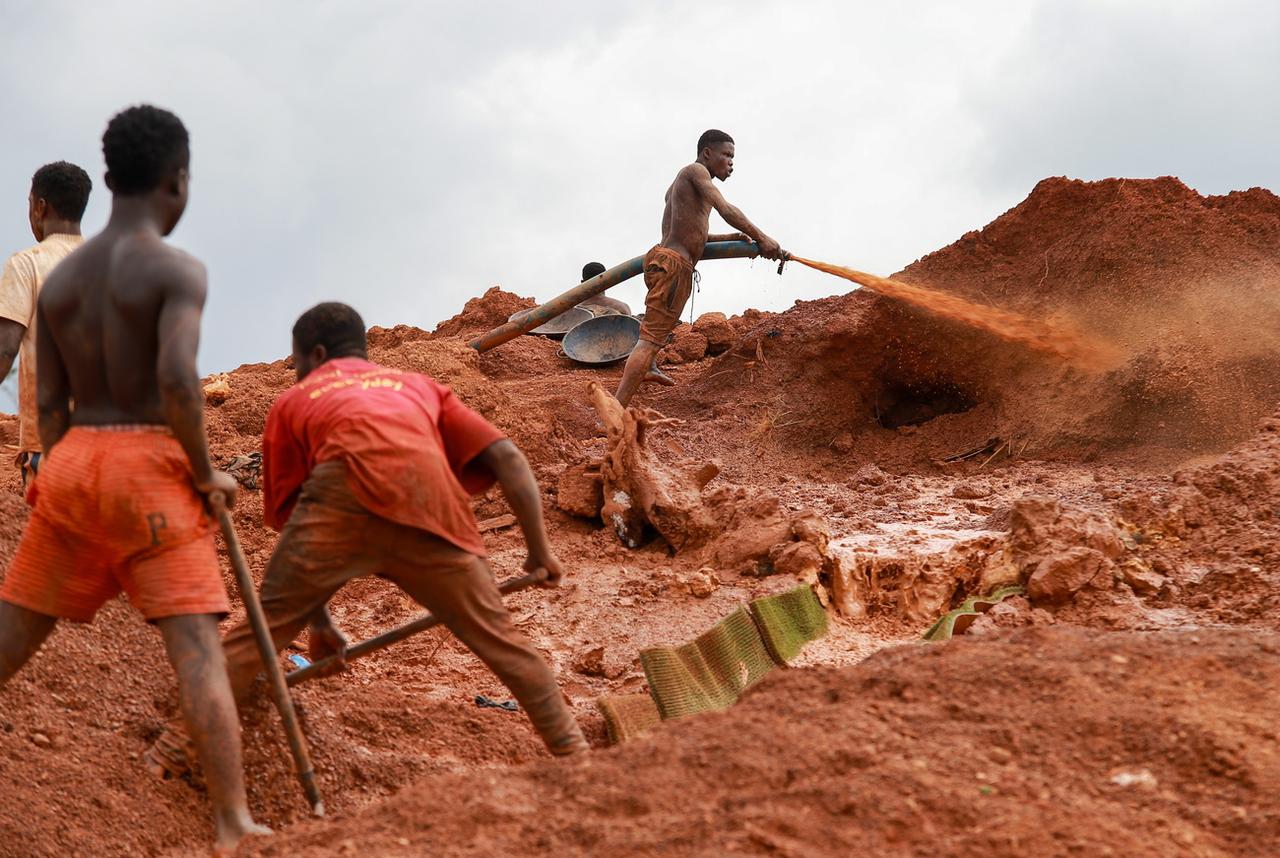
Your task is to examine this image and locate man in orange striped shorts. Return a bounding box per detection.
[0,105,268,854]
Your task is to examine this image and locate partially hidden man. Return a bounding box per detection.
[0,160,91,486]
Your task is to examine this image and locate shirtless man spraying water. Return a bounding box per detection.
[614,129,786,406]
[0,105,269,853]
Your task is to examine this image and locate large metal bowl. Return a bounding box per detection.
[507,305,593,338]
[559,314,641,365]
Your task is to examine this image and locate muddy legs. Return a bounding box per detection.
[0,600,56,687]
[157,614,271,853]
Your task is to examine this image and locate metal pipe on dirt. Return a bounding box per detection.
[210,492,325,817]
[467,240,763,353]
[286,569,549,687]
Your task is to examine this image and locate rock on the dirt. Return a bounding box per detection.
[680,568,718,598]
[1119,559,1166,595]
[203,373,232,404]
[659,327,710,365]
[951,480,992,500]
[768,540,825,580]
[573,647,606,677]
[557,462,603,518]
[831,432,856,454]
[693,312,735,355]
[1010,496,1131,606]
[1011,497,1126,561]
[572,646,627,679]
[853,464,888,486]
[1027,547,1110,603]
[964,596,1033,637]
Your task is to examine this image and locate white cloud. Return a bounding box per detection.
[969,0,1280,195]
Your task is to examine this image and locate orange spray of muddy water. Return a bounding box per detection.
[788,255,1122,370]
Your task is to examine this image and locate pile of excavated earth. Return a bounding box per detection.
[2,176,1280,856]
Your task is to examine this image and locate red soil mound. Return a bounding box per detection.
[672,178,1280,472]
[247,626,1280,857]
[897,177,1280,453]
[433,287,535,339]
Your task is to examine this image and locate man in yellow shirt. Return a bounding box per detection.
[0,161,91,486]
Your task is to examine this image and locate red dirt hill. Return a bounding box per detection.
[675,178,1280,469]
[246,626,1280,857]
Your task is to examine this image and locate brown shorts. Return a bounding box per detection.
[214,460,587,755]
[237,460,487,634]
[638,245,694,346]
[1,427,227,622]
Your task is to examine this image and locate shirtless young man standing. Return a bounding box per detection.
[614,129,785,406]
[0,105,269,853]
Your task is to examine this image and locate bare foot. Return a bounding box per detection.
[212,816,272,856]
[644,367,676,386]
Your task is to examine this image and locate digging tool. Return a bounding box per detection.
[285,568,549,687]
[209,491,325,817]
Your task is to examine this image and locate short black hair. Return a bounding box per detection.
[697,129,734,155]
[102,105,190,195]
[293,302,367,358]
[31,161,92,221]
[581,262,606,281]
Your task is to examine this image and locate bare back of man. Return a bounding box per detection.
[0,105,268,856]
[614,129,785,406]
[41,234,200,426]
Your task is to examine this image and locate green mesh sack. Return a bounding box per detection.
[597,693,662,745]
[749,585,829,665]
[922,585,1026,642]
[640,607,777,720]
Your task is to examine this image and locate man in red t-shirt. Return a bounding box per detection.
[147,303,588,775]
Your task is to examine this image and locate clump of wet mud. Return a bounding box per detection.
[580,382,842,591]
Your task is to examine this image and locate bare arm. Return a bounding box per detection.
[689,166,783,259]
[707,232,751,243]
[475,439,563,585]
[155,259,236,504]
[35,305,70,452]
[0,319,24,383]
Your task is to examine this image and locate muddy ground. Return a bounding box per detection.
[1,176,1279,856]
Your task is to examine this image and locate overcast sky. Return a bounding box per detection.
[1,0,1277,375]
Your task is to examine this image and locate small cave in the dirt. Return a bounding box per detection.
[873,378,978,429]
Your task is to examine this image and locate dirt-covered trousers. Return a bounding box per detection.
[221,460,588,755]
